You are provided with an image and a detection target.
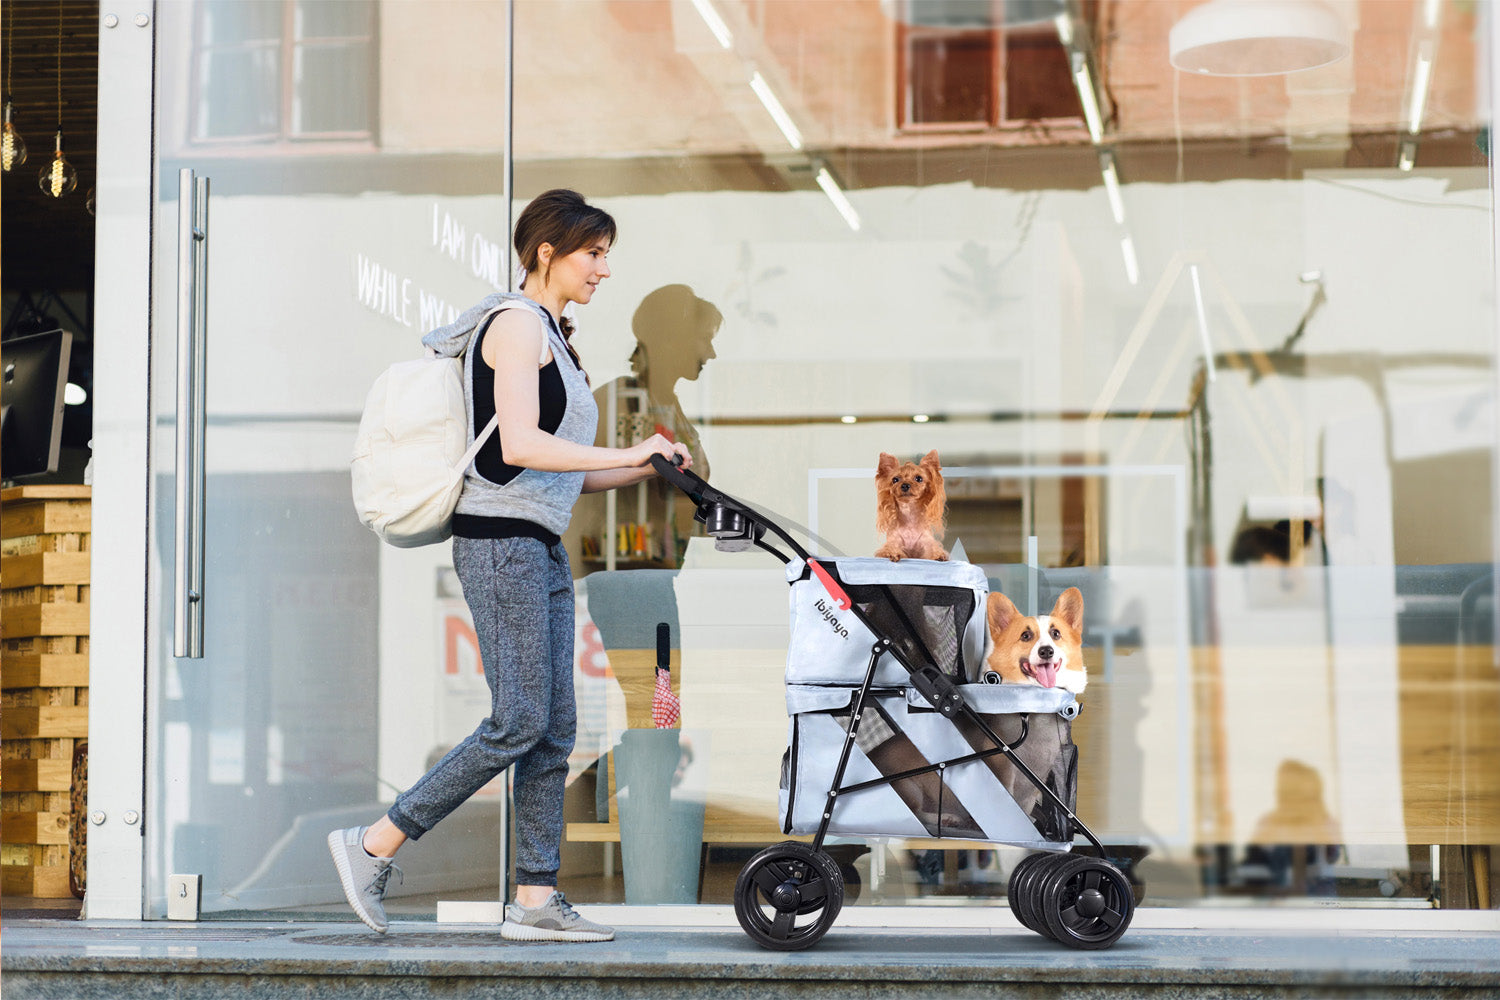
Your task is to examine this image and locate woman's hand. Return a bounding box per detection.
[625,433,685,468]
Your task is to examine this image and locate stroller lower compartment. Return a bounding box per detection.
[778,685,1078,848]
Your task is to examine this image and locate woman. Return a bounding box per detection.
[329,190,689,941]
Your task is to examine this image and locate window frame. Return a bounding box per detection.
[187,0,379,151]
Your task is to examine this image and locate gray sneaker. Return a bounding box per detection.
[327,826,402,933]
[501,891,615,942]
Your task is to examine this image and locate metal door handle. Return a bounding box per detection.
[174,168,209,658]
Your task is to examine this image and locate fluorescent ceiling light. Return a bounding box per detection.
[1120,236,1139,286]
[1407,51,1433,134]
[1190,264,1216,382]
[1101,152,1125,224]
[749,71,803,151]
[840,415,857,424]
[913,414,930,423]
[815,166,861,232]
[1398,138,1417,171]
[1071,53,1104,143]
[1169,0,1349,77]
[1054,12,1074,46]
[1423,0,1442,30]
[690,0,733,50]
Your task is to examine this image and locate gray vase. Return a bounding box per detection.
[614,728,707,904]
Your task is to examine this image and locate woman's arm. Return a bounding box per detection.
[485,309,680,473]
[580,466,657,493]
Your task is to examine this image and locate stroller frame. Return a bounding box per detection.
[649,456,1135,951]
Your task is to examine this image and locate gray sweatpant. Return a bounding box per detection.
[387,535,576,886]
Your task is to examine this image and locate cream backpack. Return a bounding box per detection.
[350,305,523,547]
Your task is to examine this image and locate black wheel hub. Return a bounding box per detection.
[1076,887,1106,918]
[771,883,802,912]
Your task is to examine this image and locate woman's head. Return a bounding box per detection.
[514,189,617,293]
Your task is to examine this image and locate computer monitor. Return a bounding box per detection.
[2,329,74,482]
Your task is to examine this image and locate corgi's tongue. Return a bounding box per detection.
[1027,661,1060,688]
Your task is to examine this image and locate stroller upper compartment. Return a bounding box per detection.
[784,557,991,687]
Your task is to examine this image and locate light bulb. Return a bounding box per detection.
[2,99,26,171]
[38,129,77,198]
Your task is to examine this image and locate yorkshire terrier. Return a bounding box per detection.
[874,450,948,562]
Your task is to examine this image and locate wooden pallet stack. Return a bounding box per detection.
[1,486,90,898]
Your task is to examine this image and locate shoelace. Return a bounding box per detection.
[368,860,404,896]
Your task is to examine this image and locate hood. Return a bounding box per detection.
[420,292,524,358]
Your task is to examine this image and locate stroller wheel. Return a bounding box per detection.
[1015,853,1068,939]
[1005,852,1052,929]
[734,841,844,951]
[1039,857,1135,950]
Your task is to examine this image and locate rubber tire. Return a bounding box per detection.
[734,842,844,951]
[1015,853,1068,938]
[1039,857,1135,950]
[1005,852,1053,929]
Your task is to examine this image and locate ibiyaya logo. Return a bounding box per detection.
[814,598,851,639]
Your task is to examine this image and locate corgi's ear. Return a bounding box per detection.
[877,452,898,479]
[1050,587,1084,633]
[987,591,1020,634]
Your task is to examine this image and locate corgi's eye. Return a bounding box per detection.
[1050,627,1061,640]
[1021,630,1032,641]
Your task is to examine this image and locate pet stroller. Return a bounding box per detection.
[651,456,1135,951]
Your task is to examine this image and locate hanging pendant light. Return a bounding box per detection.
[2,3,26,171]
[39,128,77,197]
[37,0,76,198]
[1169,0,1349,77]
[2,99,26,171]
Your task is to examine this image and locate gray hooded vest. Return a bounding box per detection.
[421,293,598,535]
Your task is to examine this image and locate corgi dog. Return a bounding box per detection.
[984,588,1087,695]
[874,450,948,562]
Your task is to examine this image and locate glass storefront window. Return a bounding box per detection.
[144,0,1497,920]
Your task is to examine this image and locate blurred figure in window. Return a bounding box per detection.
[1242,759,1343,896]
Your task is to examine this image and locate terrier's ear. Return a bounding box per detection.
[987,591,1020,634]
[877,452,898,478]
[923,462,947,527]
[875,482,897,534]
[1050,587,1084,633]
[920,449,942,473]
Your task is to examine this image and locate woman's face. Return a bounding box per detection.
[544,238,611,305]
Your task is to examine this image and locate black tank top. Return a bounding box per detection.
[471,311,571,486]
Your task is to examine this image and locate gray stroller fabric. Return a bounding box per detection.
[776,558,1079,849]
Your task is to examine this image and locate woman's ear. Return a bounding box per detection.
[536,242,555,281]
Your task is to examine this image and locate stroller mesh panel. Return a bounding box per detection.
[845,583,974,680]
[831,702,984,840]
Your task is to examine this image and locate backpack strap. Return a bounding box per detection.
[458,299,549,475]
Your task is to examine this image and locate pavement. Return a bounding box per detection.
[4,901,1500,999]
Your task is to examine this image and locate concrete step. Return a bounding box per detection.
[4,917,1499,1000]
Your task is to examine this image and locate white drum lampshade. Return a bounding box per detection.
[1169,0,1350,77]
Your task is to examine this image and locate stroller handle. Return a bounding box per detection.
[649,454,811,562]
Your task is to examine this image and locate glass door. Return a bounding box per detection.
[145,0,515,918]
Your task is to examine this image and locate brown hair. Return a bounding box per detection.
[514,189,617,380]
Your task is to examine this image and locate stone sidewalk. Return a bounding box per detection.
[4,908,1499,999]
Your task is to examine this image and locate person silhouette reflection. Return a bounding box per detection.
[572,285,722,567]
[1242,759,1343,895]
[615,284,721,478]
